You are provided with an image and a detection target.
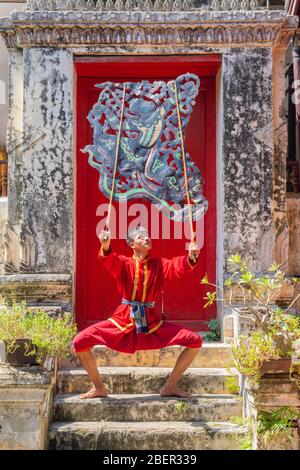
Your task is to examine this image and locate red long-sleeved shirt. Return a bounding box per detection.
[98,246,198,334]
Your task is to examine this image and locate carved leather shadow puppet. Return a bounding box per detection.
[82,73,208,221]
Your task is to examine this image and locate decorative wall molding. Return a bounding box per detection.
[25,0,270,13]
[0,25,290,48]
[0,11,297,48]
[0,273,72,304]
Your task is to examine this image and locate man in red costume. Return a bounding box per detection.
[73,226,202,399]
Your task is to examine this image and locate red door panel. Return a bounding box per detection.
[75,56,219,331]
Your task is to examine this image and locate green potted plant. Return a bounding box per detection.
[201,254,300,380]
[201,255,300,449]
[0,301,77,367]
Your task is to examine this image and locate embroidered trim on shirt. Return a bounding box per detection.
[131,259,139,301]
[109,317,163,335]
[108,317,135,332]
[146,320,163,334]
[142,263,148,302]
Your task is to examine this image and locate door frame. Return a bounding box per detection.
[74,54,221,330]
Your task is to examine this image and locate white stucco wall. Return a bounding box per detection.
[0,2,26,151]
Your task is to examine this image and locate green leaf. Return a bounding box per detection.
[240,272,254,283]
[268,263,281,272]
[228,254,242,266]
[203,292,217,309]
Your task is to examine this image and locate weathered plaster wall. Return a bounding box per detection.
[222,47,275,272]
[22,48,74,273]
[7,50,23,228]
[273,47,289,272]
[4,49,23,274]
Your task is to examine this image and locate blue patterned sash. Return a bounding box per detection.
[121,298,155,334]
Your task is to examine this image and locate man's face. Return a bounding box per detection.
[130,231,152,256]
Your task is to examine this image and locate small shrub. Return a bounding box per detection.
[202,256,300,381]
[257,407,299,449]
[203,319,221,342]
[174,402,188,411]
[0,301,77,363]
[224,374,240,394]
[231,331,281,384]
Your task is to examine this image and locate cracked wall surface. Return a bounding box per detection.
[222,47,276,272]
[22,48,74,273]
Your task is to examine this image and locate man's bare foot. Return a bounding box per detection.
[160,386,192,398]
[79,385,108,399]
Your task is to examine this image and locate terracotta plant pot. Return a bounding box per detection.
[5,339,39,367]
[259,357,292,376]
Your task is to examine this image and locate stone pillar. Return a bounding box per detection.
[273,47,289,273]
[22,48,74,274]
[0,361,56,450]
[4,49,23,274]
[242,372,300,450]
[222,47,276,274]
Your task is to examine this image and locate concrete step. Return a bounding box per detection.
[48,420,246,450]
[53,393,243,423]
[57,367,238,395]
[60,343,233,369]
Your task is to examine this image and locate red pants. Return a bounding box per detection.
[73,319,202,354]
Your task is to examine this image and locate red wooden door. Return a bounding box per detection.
[75,56,220,331]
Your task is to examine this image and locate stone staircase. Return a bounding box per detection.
[48,343,247,450]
